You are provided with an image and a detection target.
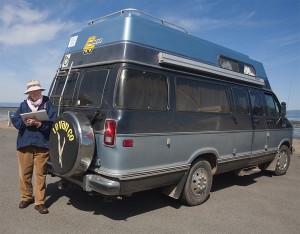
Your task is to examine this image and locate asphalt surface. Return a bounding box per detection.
[1,128,299,234]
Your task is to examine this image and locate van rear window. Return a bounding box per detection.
[51,72,79,106]
[77,69,109,107]
[115,68,168,111]
[176,78,230,113]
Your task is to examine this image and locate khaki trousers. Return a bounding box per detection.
[17,146,49,205]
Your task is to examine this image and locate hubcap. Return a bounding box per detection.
[191,168,208,196]
[277,151,288,171]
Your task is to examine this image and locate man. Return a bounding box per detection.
[12,80,57,214]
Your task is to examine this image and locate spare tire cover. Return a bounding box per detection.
[49,111,95,177]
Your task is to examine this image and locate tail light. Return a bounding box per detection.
[104,119,116,146]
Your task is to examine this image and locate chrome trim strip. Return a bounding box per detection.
[251,150,277,157]
[90,164,190,180]
[94,128,292,138]
[218,150,277,164]
[218,155,250,163]
[105,130,254,137]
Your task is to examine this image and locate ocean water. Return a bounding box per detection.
[0,103,19,120]
[0,107,18,121]
[290,118,300,138]
[288,118,300,122]
[294,129,300,138]
[0,102,19,107]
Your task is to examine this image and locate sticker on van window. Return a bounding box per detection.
[68,35,78,47]
[83,36,103,55]
[62,54,70,68]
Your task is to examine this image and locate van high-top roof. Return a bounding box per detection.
[61,9,268,87]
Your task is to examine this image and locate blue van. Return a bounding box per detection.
[47,9,294,206]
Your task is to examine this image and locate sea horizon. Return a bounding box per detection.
[0,102,20,107]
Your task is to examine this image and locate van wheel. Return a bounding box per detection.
[181,160,212,206]
[274,145,290,176]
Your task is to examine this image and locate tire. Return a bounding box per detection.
[49,112,95,177]
[274,145,290,176]
[181,160,212,206]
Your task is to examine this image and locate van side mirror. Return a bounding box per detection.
[280,102,286,117]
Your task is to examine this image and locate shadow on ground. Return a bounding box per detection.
[211,170,272,192]
[45,171,270,220]
[46,181,182,220]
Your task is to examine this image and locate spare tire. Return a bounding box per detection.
[49,111,95,177]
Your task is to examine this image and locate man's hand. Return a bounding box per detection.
[26,118,41,128]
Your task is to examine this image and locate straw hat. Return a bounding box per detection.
[24,80,45,94]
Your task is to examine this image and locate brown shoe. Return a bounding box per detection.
[19,200,33,209]
[34,204,49,214]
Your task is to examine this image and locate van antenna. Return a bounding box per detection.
[287,79,292,110]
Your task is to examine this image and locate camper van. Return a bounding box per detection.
[47,9,294,206]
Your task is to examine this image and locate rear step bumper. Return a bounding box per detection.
[83,174,120,195]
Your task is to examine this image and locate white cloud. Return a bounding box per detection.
[0,2,75,46]
[0,69,27,102]
[266,32,300,46]
[0,3,46,27]
[0,22,65,46]
[0,1,77,103]
[164,10,258,33]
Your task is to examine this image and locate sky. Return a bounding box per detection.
[0,0,299,110]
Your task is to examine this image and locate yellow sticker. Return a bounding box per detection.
[83,36,103,55]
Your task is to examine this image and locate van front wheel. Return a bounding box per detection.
[274,145,290,176]
[181,160,212,206]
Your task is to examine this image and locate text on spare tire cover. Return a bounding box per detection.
[52,120,75,141]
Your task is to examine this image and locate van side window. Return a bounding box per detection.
[51,72,79,106]
[264,93,280,116]
[219,56,239,72]
[176,78,230,113]
[115,68,168,110]
[249,90,264,116]
[232,88,250,115]
[77,69,109,107]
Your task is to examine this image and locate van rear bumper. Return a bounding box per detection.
[83,174,120,195]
